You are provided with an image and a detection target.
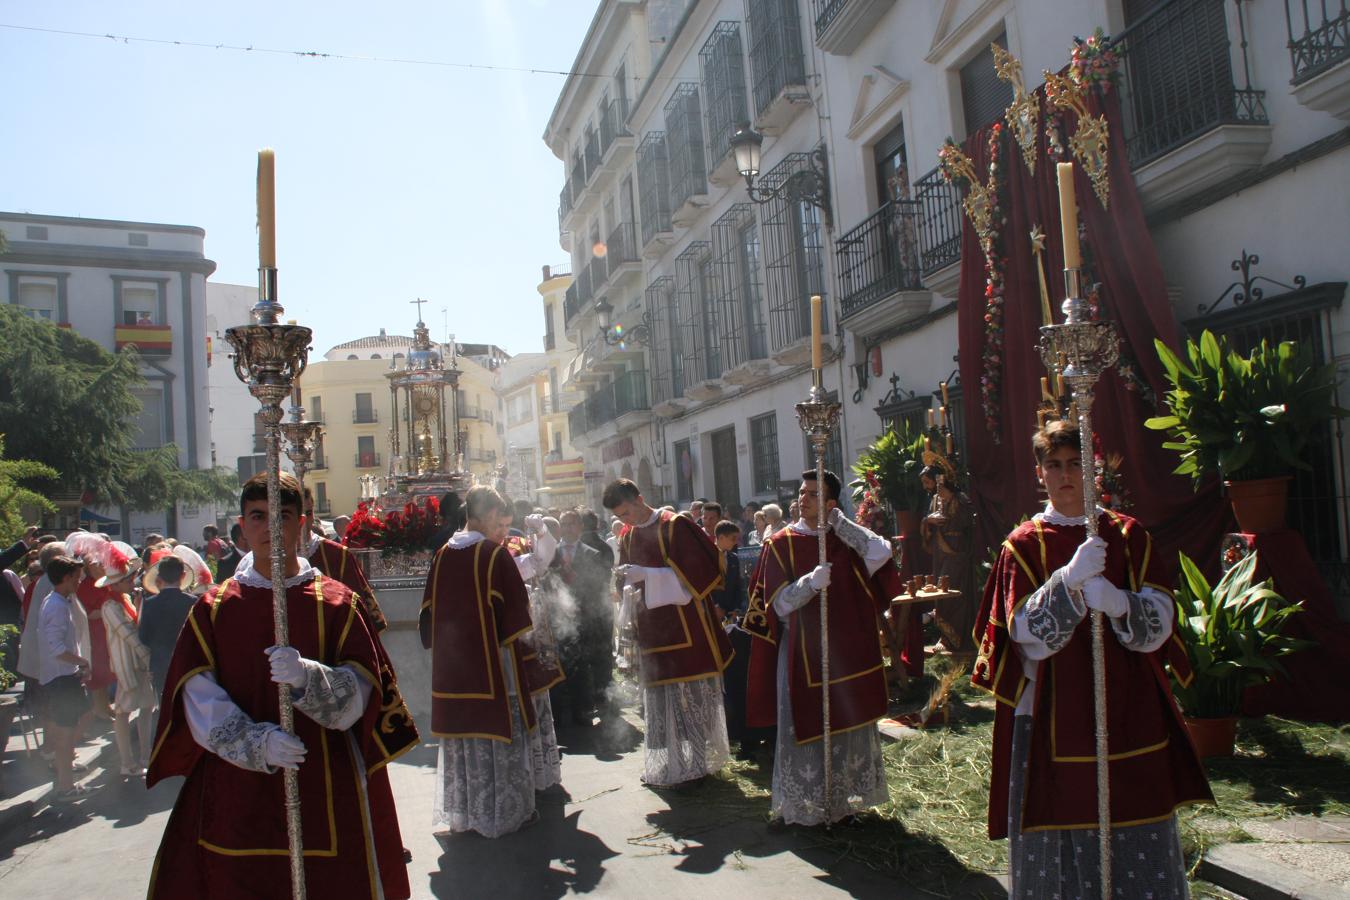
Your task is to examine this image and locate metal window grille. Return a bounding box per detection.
[812,0,848,38]
[960,35,1014,136]
[676,242,720,384]
[700,22,751,171]
[913,166,965,276]
[698,256,723,381]
[1117,0,1267,168]
[712,203,769,369]
[748,0,806,117]
[646,276,683,403]
[638,132,674,246]
[1285,0,1350,84]
[761,153,827,352]
[606,221,639,267]
[599,96,630,155]
[614,369,650,416]
[749,412,780,493]
[665,84,708,211]
[584,125,601,180]
[571,153,586,197]
[1186,284,1345,567]
[836,200,923,318]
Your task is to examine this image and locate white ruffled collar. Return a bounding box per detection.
[790,518,818,535]
[447,529,486,549]
[1036,503,1106,526]
[233,552,316,588]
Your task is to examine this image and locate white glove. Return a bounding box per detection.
[524,514,546,534]
[262,727,307,770]
[808,563,831,591]
[1061,536,1106,591]
[266,645,309,690]
[1083,576,1129,618]
[623,565,648,586]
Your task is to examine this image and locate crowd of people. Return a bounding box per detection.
[0,416,1211,898]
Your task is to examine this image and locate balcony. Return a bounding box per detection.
[558,181,574,233]
[612,369,651,428]
[567,403,590,447]
[354,452,382,469]
[540,394,574,415]
[1118,0,1271,212]
[460,404,494,423]
[1286,0,1350,118]
[584,130,601,185]
[352,408,379,424]
[604,222,642,291]
[597,97,633,179]
[564,282,582,326]
[913,166,964,298]
[836,201,932,336]
[812,0,897,56]
[748,0,809,133]
[565,371,649,441]
[665,84,710,226]
[637,132,675,255]
[588,254,609,300]
[114,322,172,357]
[700,23,751,184]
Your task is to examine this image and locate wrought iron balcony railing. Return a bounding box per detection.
[812,0,849,38]
[613,370,650,417]
[836,200,924,318]
[584,129,601,181]
[567,403,588,439]
[749,0,807,117]
[354,452,382,468]
[912,166,963,276]
[1285,0,1350,84]
[1116,0,1268,169]
[599,97,630,156]
[352,409,379,424]
[564,282,581,324]
[588,254,608,295]
[606,222,640,269]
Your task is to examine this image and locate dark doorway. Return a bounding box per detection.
[710,426,741,509]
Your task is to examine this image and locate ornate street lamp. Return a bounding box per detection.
[731,123,832,231]
[596,298,653,347]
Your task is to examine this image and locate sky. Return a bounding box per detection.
[0,1,595,355]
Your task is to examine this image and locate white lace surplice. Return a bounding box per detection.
[641,676,730,786]
[530,691,562,790]
[434,645,537,837]
[771,623,888,825]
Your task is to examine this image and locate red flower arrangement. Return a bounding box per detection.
[343,495,441,554]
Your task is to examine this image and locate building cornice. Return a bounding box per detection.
[0,211,206,236]
[1,240,217,276]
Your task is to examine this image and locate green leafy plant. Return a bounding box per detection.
[851,421,929,513]
[0,624,17,691]
[1145,331,1346,486]
[0,434,58,546]
[1170,551,1315,719]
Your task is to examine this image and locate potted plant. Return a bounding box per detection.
[1170,551,1313,757]
[851,422,929,536]
[1146,331,1345,531]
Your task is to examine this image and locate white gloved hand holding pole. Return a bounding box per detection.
[1061,536,1107,591]
[524,514,546,534]
[266,646,309,690]
[262,727,307,770]
[808,563,831,591]
[1083,576,1129,618]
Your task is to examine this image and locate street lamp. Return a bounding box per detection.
[731,123,832,231]
[596,298,653,347]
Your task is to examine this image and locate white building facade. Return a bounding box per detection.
[549,0,1349,568]
[1,211,218,543]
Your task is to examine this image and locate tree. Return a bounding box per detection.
[0,305,238,515]
[0,434,58,546]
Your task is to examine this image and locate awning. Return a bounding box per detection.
[79,507,120,524]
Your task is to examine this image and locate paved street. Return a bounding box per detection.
[0,704,1003,899]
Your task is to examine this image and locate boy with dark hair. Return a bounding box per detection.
[604,478,732,787]
[744,468,900,826]
[39,555,91,799]
[700,502,723,538]
[147,471,417,899]
[972,420,1211,896]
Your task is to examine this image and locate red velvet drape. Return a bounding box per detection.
[955,84,1229,570]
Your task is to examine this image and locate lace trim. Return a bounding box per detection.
[206,708,276,773]
[1021,572,1084,654]
[233,552,315,589]
[292,660,362,730]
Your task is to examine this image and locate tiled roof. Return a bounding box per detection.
[328,333,415,350]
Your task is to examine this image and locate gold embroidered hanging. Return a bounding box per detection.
[1043,69,1110,208]
[993,44,1039,176]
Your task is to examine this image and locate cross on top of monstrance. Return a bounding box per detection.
[410,297,427,324]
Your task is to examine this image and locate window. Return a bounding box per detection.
[25,225,47,240]
[646,276,683,404]
[544,302,556,350]
[747,0,806,117]
[312,434,326,469]
[637,132,673,245]
[674,438,694,501]
[665,84,707,212]
[750,412,780,493]
[354,393,376,423]
[357,435,377,468]
[315,482,329,513]
[675,242,716,385]
[132,388,165,449]
[310,396,323,423]
[120,281,161,325]
[762,153,827,352]
[699,22,750,169]
[237,454,267,481]
[14,277,58,321]
[960,31,1014,136]
[128,232,149,247]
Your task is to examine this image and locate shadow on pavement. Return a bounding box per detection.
[425,786,619,899]
[556,715,642,762]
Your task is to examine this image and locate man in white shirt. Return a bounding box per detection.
[38,555,91,799]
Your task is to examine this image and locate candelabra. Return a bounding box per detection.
[1037,267,1119,898]
[224,267,311,900]
[281,388,324,511]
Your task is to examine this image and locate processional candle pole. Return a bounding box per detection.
[281,385,324,527]
[1039,161,1119,899]
[795,295,841,827]
[223,148,310,900]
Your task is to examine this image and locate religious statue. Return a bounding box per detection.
[921,454,976,653]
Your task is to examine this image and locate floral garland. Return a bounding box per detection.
[853,469,884,526]
[939,122,1006,439]
[344,495,440,554]
[1070,28,1122,87]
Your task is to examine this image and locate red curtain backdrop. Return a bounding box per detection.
[954,83,1229,571]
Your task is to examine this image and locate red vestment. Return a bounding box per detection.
[618,510,731,686]
[76,577,114,690]
[146,573,418,900]
[972,511,1212,838]
[744,527,900,742]
[310,538,387,632]
[419,538,536,739]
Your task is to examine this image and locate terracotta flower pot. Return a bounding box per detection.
[1225,476,1292,533]
[1185,715,1237,758]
